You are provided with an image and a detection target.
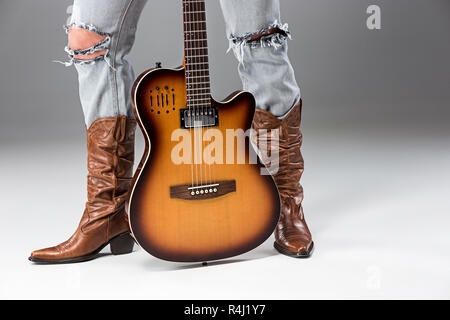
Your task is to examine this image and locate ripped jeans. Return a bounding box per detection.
[65,0,300,127]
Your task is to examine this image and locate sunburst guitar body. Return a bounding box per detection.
[127,0,280,262]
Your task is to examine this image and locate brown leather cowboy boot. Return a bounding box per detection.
[252,100,313,257]
[29,116,137,263]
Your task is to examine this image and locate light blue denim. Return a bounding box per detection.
[65,0,300,127]
[219,0,301,118]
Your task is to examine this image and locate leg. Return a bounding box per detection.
[66,0,148,127]
[29,0,148,263]
[219,0,300,117]
[220,0,313,257]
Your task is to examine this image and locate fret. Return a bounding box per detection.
[186,82,210,86]
[187,92,210,95]
[185,52,208,56]
[184,11,205,14]
[185,61,208,64]
[186,92,210,97]
[187,106,211,110]
[183,0,210,99]
[185,47,207,51]
[184,47,208,50]
[187,87,211,91]
[186,70,209,74]
[187,96,210,100]
[186,75,210,79]
[186,87,210,91]
[184,21,206,24]
[186,68,210,71]
[187,100,211,105]
[188,100,210,104]
[185,62,208,66]
[187,82,209,90]
[186,65,208,69]
[187,94,210,98]
[184,2,206,7]
[187,97,210,101]
[186,103,211,108]
[187,97,210,100]
[185,61,208,65]
[186,91,210,94]
[186,77,210,82]
[186,67,209,71]
[186,70,210,74]
[185,60,208,63]
[186,79,210,84]
[184,30,207,33]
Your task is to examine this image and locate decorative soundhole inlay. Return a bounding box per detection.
[149,86,177,114]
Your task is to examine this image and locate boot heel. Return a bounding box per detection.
[110,233,135,255]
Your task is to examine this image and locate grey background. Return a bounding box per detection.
[1,0,449,143]
[1,0,450,299]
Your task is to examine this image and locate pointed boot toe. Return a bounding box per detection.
[29,245,61,262]
[29,116,137,264]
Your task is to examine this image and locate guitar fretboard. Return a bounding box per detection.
[182,0,210,108]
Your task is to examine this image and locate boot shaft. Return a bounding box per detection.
[85,116,136,226]
[252,101,304,200]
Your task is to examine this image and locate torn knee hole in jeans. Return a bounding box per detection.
[55,23,114,69]
[227,20,291,65]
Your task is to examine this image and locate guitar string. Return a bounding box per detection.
[184,0,195,190]
[191,0,202,188]
[185,0,213,189]
[206,0,215,186]
[203,0,213,186]
[192,0,202,187]
[194,0,203,187]
[197,0,209,186]
[195,0,215,184]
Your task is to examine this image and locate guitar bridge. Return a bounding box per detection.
[180,106,219,129]
[170,180,236,200]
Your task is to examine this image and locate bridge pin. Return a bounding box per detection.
[204,189,208,193]
[196,191,200,195]
[191,191,195,196]
[209,189,213,193]
[213,188,217,192]
[200,190,204,194]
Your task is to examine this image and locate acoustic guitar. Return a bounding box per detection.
[127,0,280,262]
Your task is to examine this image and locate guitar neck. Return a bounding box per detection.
[182,0,211,103]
